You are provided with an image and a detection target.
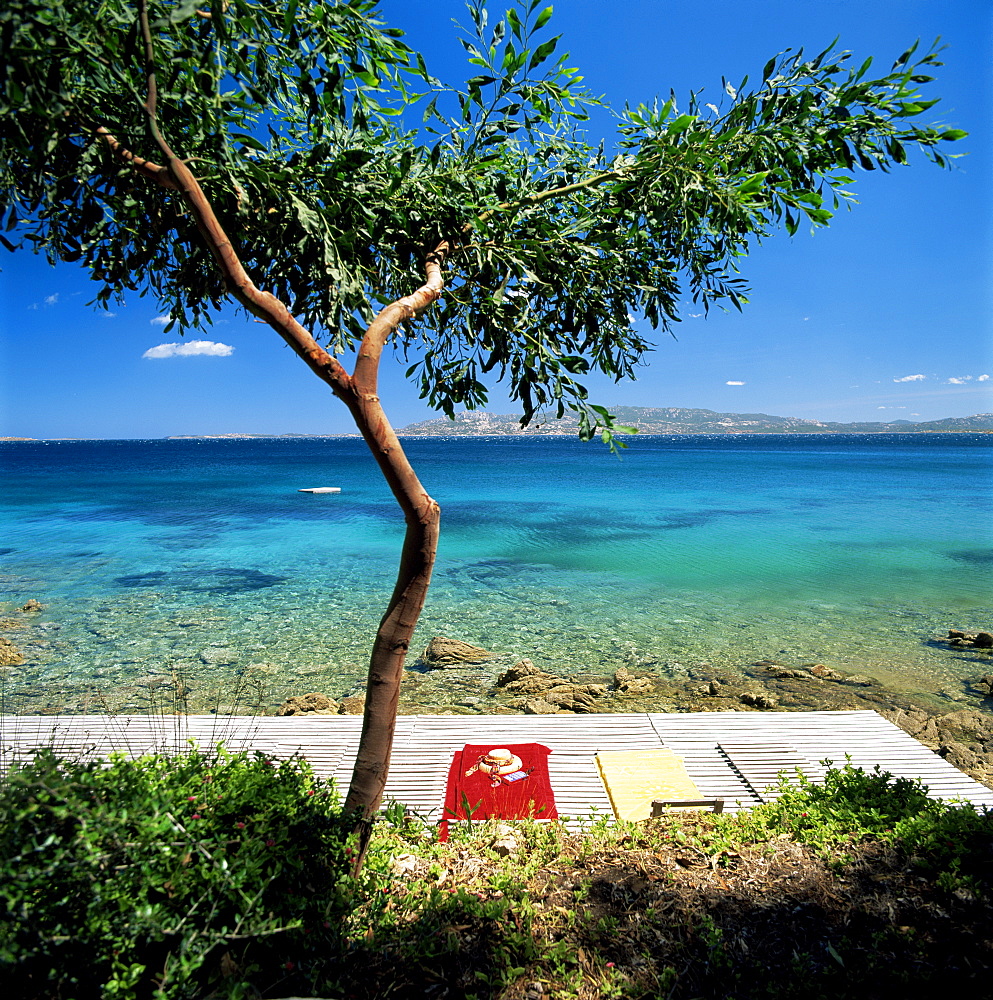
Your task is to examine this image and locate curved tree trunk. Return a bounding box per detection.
[335,250,448,824]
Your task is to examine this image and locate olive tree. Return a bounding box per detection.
[0,0,963,853]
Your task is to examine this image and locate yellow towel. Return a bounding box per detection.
[596,749,702,821]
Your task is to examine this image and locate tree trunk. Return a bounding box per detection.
[335,253,447,829]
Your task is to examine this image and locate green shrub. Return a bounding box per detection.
[0,746,359,999]
[710,762,993,890]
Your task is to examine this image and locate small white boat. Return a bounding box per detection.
[298,487,342,494]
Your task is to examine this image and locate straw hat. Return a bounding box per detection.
[481,748,523,774]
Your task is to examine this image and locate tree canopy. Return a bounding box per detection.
[0,0,965,835]
[1,0,963,440]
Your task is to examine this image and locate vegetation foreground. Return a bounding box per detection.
[1,749,991,1000]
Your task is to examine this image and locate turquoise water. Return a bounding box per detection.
[1,435,991,710]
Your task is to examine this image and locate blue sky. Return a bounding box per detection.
[1,0,990,439]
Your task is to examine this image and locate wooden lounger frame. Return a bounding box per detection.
[652,797,725,815]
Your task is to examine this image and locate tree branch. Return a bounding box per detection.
[477,166,631,223]
[352,243,448,394]
[94,127,178,189]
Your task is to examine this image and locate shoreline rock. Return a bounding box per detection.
[276,692,339,716]
[944,628,993,651]
[420,636,493,668]
[0,637,25,666]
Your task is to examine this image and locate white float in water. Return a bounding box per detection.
[298,487,342,493]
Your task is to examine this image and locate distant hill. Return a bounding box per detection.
[397,408,993,436]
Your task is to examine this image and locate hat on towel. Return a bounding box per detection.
[481,748,523,774]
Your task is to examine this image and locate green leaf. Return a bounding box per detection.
[153,0,203,27]
[667,114,696,134]
[529,37,559,72]
[535,6,555,30]
[939,129,967,141]
[738,171,769,195]
[230,133,268,152]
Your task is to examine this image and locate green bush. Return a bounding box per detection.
[0,747,359,999]
[714,762,993,890]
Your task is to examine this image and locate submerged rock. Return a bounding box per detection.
[19,599,45,613]
[806,663,846,681]
[200,646,238,665]
[740,692,778,710]
[764,665,815,681]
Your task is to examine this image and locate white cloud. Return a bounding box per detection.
[45,293,59,306]
[150,315,171,326]
[893,374,925,382]
[946,376,972,384]
[725,380,746,386]
[143,340,234,359]
[978,374,990,382]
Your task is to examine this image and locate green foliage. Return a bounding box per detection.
[0,757,990,998]
[0,1,965,443]
[0,747,359,999]
[704,762,993,889]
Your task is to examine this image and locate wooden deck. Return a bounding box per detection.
[2,710,991,823]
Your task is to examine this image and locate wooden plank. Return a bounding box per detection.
[3,711,991,818]
[717,742,818,802]
[652,710,993,810]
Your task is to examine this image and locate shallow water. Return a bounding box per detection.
[1,434,991,712]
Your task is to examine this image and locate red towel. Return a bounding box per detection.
[439,743,557,841]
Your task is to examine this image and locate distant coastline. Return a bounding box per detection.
[3,407,990,440]
[396,407,993,437]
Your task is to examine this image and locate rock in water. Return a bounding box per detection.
[276,692,340,716]
[0,638,25,666]
[613,666,654,695]
[421,636,492,667]
[740,692,778,710]
[945,628,993,650]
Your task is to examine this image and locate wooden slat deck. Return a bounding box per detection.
[650,710,993,811]
[3,711,991,821]
[717,742,823,802]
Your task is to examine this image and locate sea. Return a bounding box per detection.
[2,434,991,713]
